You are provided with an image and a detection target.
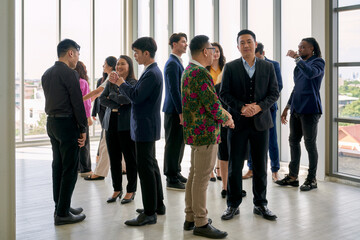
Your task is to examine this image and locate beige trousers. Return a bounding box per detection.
[185,144,217,227]
[94,129,110,177]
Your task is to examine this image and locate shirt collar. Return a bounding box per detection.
[189,59,205,68]
[171,53,183,64]
[242,57,257,69]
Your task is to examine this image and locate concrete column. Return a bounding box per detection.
[0,0,16,239]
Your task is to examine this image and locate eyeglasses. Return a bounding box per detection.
[205,47,216,53]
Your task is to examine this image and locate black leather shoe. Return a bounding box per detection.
[275,175,299,187]
[124,213,157,226]
[166,180,185,191]
[54,212,86,226]
[221,190,227,198]
[107,191,123,203]
[221,207,239,220]
[121,192,136,204]
[177,173,188,183]
[210,177,216,182]
[253,205,277,221]
[70,207,83,215]
[242,190,247,197]
[184,218,212,231]
[193,223,228,239]
[136,205,166,215]
[300,178,317,191]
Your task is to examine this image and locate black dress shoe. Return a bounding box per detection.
[193,223,228,239]
[124,213,157,226]
[54,212,86,226]
[210,177,216,182]
[121,192,136,204]
[70,207,83,215]
[242,190,247,197]
[84,175,104,180]
[275,175,299,187]
[221,190,227,198]
[300,178,317,191]
[221,207,239,220]
[177,173,188,183]
[107,191,123,203]
[253,205,277,221]
[184,218,212,231]
[166,180,185,191]
[136,205,166,215]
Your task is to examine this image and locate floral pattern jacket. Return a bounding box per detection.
[181,62,228,146]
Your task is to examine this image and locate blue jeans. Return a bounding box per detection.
[247,108,280,173]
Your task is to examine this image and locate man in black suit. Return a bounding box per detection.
[42,39,87,225]
[219,30,279,221]
[110,37,165,226]
[162,33,188,190]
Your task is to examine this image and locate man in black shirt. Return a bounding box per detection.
[42,39,87,226]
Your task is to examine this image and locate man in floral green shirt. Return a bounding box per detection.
[181,35,234,239]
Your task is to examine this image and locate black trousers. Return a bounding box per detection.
[289,112,321,180]
[227,127,269,207]
[136,141,164,216]
[47,117,80,217]
[105,113,137,193]
[163,113,185,181]
[79,126,92,173]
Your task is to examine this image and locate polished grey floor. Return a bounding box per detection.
[16,139,360,240]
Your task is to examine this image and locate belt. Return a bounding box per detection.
[111,109,119,112]
[48,114,72,118]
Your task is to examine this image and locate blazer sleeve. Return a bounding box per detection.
[219,64,246,114]
[165,61,183,114]
[257,64,279,111]
[108,78,137,104]
[273,61,283,92]
[296,58,325,79]
[119,71,158,104]
[99,82,120,110]
[197,71,228,124]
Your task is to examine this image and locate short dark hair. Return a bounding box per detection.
[302,37,322,58]
[189,35,209,56]
[255,42,264,55]
[169,33,187,49]
[119,55,136,80]
[132,37,157,58]
[57,39,80,58]
[237,29,256,43]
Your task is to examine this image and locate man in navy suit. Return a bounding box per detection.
[162,33,188,190]
[243,43,283,182]
[220,30,279,221]
[276,37,325,191]
[110,37,165,226]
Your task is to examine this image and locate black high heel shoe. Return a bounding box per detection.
[107,191,123,203]
[221,189,227,198]
[121,192,136,204]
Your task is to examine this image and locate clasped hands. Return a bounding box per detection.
[286,50,299,59]
[241,103,261,117]
[109,72,125,86]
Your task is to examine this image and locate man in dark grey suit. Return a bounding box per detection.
[219,30,279,221]
[110,37,165,226]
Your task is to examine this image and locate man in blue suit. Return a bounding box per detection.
[110,37,165,226]
[243,43,283,182]
[276,37,325,191]
[162,33,188,190]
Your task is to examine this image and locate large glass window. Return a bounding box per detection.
[137,0,151,76]
[248,0,274,59]
[219,0,241,62]
[195,0,214,41]
[280,0,311,165]
[334,1,360,179]
[24,0,57,141]
[173,0,190,66]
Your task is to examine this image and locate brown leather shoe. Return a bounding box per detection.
[243,170,253,179]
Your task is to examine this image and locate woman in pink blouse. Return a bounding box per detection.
[75,61,93,177]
